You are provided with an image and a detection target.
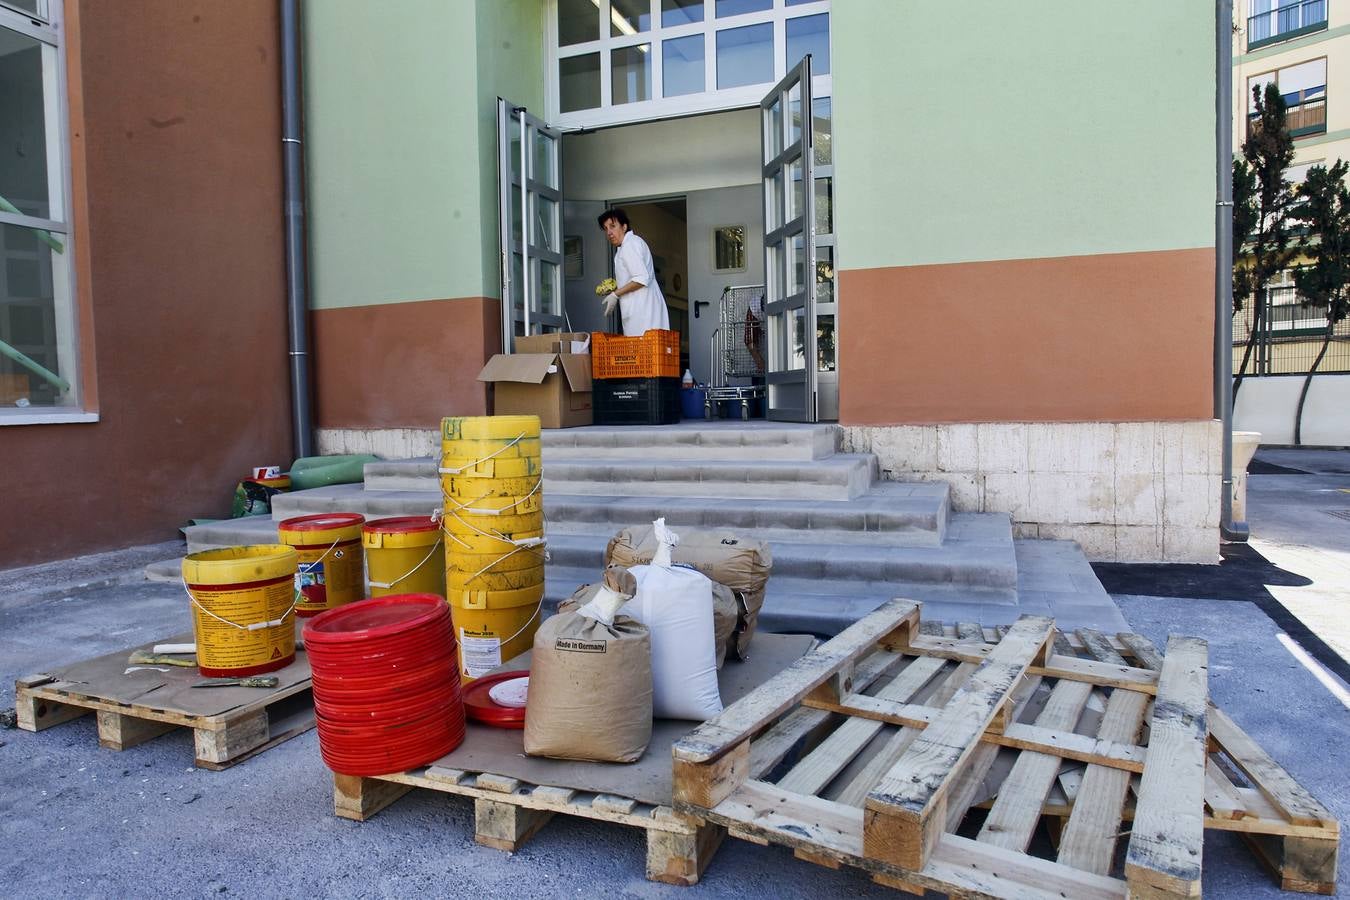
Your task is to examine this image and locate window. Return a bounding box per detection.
[1247,0,1327,50]
[1,4,81,417]
[550,0,831,129]
[1247,58,1326,139]
[713,225,746,271]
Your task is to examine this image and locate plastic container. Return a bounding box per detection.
[680,386,706,420]
[591,330,681,380]
[593,377,681,426]
[182,544,299,678]
[278,513,366,616]
[362,516,445,599]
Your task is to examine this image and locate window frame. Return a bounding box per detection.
[546,0,831,131]
[711,223,748,273]
[0,0,86,423]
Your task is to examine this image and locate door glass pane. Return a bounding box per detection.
[812,96,832,166]
[557,0,600,45]
[786,159,803,222]
[816,314,835,372]
[611,0,652,35]
[766,97,783,161]
[815,245,834,305]
[716,23,772,89]
[788,306,806,369]
[509,123,522,182]
[559,54,602,112]
[511,252,525,314]
[787,82,802,146]
[787,233,805,295]
[765,243,780,298]
[662,0,703,26]
[716,0,771,16]
[765,170,783,231]
[663,34,704,97]
[0,222,69,407]
[534,197,559,252]
[0,32,54,220]
[510,186,522,245]
[612,44,652,104]
[532,130,556,189]
[538,261,561,316]
[814,177,832,235]
[713,225,745,270]
[785,14,830,75]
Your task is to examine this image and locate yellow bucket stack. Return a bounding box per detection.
[440,415,545,681]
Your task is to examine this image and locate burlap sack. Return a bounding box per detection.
[524,569,652,763]
[566,578,737,668]
[605,525,771,659]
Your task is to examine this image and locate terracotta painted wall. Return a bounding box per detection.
[839,249,1216,425]
[1,1,290,567]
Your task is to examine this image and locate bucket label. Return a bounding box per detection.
[295,563,327,612]
[555,638,606,653]
[189,577,295,670]
[459,631,502,680]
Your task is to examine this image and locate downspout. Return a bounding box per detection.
[1217,0,1248,542]
[281,0,315,459]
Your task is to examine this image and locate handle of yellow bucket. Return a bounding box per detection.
[182,580,297,631]
[450,540,549,583]
[367,536,445,590]
[441,477,542,516]
[437,432,528,475]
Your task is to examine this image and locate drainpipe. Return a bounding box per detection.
[281,0,315,459]
[1217,0,1248,542]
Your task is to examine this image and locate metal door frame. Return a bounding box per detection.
[498,99,564,352]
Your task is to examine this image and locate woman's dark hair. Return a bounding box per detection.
[597,207,629,229]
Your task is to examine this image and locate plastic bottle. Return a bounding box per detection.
[682,368,694,388]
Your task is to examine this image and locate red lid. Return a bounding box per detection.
[462,671,529,729]
[304,594,449,643]
[279,512,365,532]
[363,515,440,535]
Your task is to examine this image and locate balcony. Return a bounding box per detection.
[1247,94,1327,139]
[1247,0,1329,50]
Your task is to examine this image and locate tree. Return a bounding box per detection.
[1232,82,1300,400]
[1289,160,1350,444]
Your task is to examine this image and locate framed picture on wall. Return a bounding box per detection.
[563,235,583,279]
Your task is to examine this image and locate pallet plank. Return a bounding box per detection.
[647,819,725,886]
[333,773,413,821]
[96,710,177,751]
[863,615,1053,870]
[1205,758,1249,820]
[475,796,553,851]
[1124,636,1209,899]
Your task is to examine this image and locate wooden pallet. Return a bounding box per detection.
[673,599,1239,899]
[334,766,725,885]
[14,639,315,770]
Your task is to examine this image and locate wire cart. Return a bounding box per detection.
[705,285,766,420]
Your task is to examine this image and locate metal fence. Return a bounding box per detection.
[1233,283,1350,375]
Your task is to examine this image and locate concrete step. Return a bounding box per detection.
[366,454,879,501]
[539,422,839,460]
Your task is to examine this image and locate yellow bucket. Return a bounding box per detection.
[441,491,543,516]
[441,437,542,459]
[441,509,544,538]
[438,455,541,479]
[182,544,298,678]
[441,474,542,500]
[277,513,365,617]
[362,516,445,599]
[448,581,544,681]
[442,415,541,442]
[446,565,545,592]
[441,528,544,556]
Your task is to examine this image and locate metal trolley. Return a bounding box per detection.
[705,285,766,420]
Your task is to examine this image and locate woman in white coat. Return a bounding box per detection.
[598,208,670,336]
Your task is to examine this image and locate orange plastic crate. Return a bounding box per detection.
[590,330,681,380]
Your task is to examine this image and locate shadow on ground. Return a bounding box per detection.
[1093,543,1350,684]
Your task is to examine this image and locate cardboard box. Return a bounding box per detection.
[478,352,593,429]
[514,332,591,355]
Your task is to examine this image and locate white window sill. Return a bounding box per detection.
[0,409,99,426]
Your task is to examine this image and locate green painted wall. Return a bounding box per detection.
[304,0,504,309]
[832,1,1216,270]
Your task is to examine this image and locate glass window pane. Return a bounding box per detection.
[716,0,771,17]
[713,225,745,270]
[814,177,832,235]
[785,0,815,5]
[787,82,802,146]
[662,0,703,27]
[765,170,783,231]
[816,314,835,372]
[787,232,804,294]
[559,53,601,112]
[510,186,522,245]
[663,34,704,97]
[534,197,558,252]
[538,261,561,316]
[512,252,525,314]
[557,0,600,45]
[786,158,803,222]
[0,31,54,220]
[815,245,834,305]
[788,306,806,369]
[611,0,652,36]
[716,23,772,89]
[532,129,556,189]
[1,222,72,407]
[812,96,832,166]
[786,13,830,75]
[766,97,783,161]
[612,44,652,104]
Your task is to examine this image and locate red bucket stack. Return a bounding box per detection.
[305,594,466,776]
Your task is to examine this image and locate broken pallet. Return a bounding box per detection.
[14,636,314,770]
[333,766,724,886]
[672,599,1219,899]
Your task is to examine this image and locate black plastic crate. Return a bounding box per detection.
[592,377,681,426]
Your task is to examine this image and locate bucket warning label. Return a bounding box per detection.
[188,577,295,670]
[555,638,606,653]
[459,631,502,680]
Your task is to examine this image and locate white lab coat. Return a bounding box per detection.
[613,231,670,336]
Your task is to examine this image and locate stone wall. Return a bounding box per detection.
[841,421,1221,563]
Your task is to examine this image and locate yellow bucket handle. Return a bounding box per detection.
[440,476,542,517]
[182,580,297,631]
[437,432,528,475]
[367,536,445,590]
[451,541,549,584]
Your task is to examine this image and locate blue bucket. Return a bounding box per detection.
[680,387,706,420]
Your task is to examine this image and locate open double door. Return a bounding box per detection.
[497,57,833,421]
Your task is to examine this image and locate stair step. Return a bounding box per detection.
[539,422,839,460]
